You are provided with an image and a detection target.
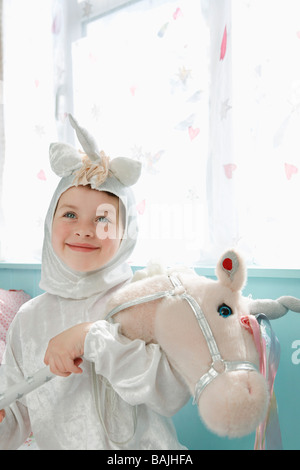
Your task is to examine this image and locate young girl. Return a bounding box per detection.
[0,116,189,450]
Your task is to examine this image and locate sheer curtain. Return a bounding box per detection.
[0,0,5,260]
[72,0,211,266]
[230,0,300,268]
[200,0,300,268]
[71,0,243,267]
[1,0,59,262]
[0,0,300,268]
[202,0,237,263]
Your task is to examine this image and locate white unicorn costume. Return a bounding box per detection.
[0,116,189,450]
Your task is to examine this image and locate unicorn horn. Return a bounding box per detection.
[250,296,300,319]
[69,114,101,162]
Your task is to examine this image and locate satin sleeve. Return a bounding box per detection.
[83,320,190,417]
[0,318,31,450]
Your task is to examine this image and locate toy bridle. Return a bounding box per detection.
[105,274,258,404]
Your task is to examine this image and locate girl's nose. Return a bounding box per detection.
[74,224,95,238]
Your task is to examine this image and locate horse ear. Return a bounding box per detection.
[215,250,247,292]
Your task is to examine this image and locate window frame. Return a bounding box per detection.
[78,0,143,35]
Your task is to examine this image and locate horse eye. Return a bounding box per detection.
[218,304,233,318]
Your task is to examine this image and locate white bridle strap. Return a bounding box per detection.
[105,288,179,322]
[193,361,258,405]
[180,292,223,363]
[105,274,258,404]
[174,284,257,404]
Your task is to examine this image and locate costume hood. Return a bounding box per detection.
[39,115,141,300]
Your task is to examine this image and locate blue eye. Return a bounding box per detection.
[97,216,110,223]
[64,212,76,219]
[218,304,232,318]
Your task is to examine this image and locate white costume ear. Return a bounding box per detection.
[109,157,142,187]
[49,142,82,178]
[215,250,246,292]
[69,114,101,162]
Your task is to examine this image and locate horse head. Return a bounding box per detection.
[106,249,300,441]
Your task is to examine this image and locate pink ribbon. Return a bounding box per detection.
[249,314,283,450]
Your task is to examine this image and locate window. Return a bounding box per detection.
[1,0,300,268]
[1,0,59,262]
[229,0,300,268]
[72,0,210,266]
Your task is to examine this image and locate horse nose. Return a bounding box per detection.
[197,371,269,438]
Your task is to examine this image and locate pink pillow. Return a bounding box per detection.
[0,289,31,363]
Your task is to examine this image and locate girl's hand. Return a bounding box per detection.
[0,409,5,423]
[44,322,93,377]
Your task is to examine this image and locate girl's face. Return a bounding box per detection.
[52,186,124,272]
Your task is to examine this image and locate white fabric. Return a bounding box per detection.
[0,291,189,450]
[0,134,189,449]
[39,172,138,300]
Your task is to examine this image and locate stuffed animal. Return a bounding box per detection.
[104,249,300,445]
[1,249,300,449]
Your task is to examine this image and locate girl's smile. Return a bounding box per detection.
[65,242,100,253]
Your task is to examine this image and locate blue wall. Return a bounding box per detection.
[173,270,300,450]
[0,263,299,450]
